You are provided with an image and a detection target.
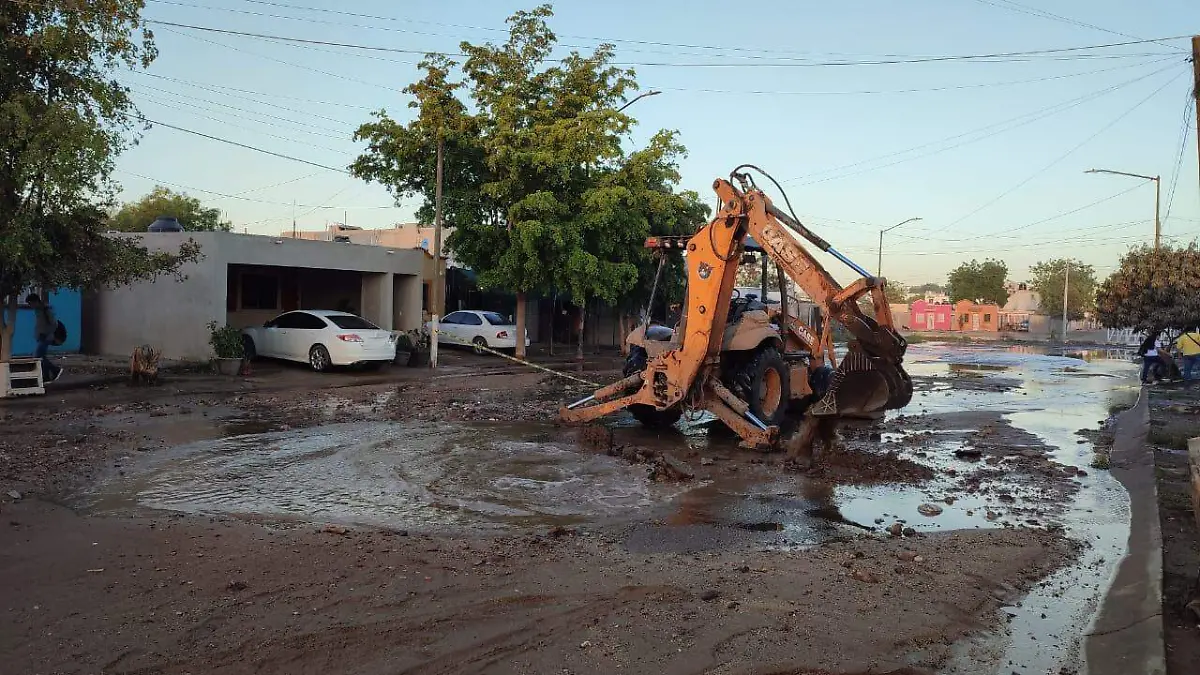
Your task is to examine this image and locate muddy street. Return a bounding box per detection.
[0,343,1151,674]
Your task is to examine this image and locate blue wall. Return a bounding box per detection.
[10,289,82,356]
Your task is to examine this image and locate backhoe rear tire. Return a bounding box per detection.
[623,346,683,429]
[746,346,790,427]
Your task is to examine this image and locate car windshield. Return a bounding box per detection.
[328,314,379,330]
[481,312,509,325]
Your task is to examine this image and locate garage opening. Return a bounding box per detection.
[225,264,364,329]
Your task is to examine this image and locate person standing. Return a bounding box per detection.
[25,293,62,383]
[1137,329,1160,384]
[1175,327,1200,381]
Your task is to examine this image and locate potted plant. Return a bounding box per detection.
[207,321,244,375]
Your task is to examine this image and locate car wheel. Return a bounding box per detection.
[472,336,489,355]
[308,344,332,372]
[242,335,257,361]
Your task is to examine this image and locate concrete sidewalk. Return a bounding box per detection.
[1085,390,1166,675]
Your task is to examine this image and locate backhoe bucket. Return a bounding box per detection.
[809,348,912,419]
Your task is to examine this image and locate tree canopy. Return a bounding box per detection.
[0,0,201,360]
[884,282,908,304]
[351,4,707,355]
[947,259,1009,306]
[108,186,231,232]
[1095,244,1200,331]
[1028,258,1095,321]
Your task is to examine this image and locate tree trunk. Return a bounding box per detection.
[619,312,629,356]
[576,303,585,371]
[0,294,16,363]
[548,292,555,356]
[515,292,527,359]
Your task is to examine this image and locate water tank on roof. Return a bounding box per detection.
[148,216,183,232]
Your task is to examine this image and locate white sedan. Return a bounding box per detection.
[242,310,397,372]
[426,310,529,354]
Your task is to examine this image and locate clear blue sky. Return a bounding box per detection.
[115,0,1200,287]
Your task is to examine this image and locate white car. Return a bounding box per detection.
[426,310,530,354]
[242,310,397,372]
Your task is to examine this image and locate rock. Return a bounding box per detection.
[902,527,916,537]
[851,569,879,584]
[726,600,739,610]
[986,511,1001,521]
[917,503,943,517]
[887,523,904,537]
[699,589,719,601]
[897,550,918,562]
[579,641,592,648]
[953,447,982,459]
[700,457,714,466]
[548,525,576,538]
[869,431,882,442]
[737,565,750,573]
[227,580,249,592]
[913,555,924,563]
[943,496,956,505]
[997,494,1016,503]
[322,524,349,535]
[6,490,21,500]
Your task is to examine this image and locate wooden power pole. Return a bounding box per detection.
[1193,36,1200,206]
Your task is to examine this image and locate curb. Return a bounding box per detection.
[1085,390,1166,675]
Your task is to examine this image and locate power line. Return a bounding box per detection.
[133,116,351,173]
[1163,96,1195,225]
[126,81,355,137]
[154,25,399,92]
[145,19,1187,68]
[651,56,1175,97]
[132,71,375,110]
[781,59,1182,186]
[115,170,392,209]
[132,92,354,152]
[969,0,1187,52]
[232,0,1192,61]
[925,68,1187,235]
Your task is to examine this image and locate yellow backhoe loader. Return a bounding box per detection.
[559,166,912,462]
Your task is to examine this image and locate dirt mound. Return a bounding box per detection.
[803,446,935,484]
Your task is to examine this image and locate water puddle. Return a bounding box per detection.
[80,421,686,532]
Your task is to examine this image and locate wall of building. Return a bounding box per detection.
[8,288,82,356]
[89,233,425,360]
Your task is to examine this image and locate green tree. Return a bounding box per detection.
[108,185,231,232]
[1096,244,1200,331]
[353,5,702,359]
[0,0,201,361]
[1029,258,1095,321]
[946,259,1009,306]
[884,282,908,304]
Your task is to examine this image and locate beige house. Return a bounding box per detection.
[283,223,450,316]
[84,232,426,361]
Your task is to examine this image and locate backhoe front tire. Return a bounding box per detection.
[746,346,789,426]
[623,346,683,429]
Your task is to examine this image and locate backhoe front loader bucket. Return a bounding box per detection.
[808,347,913,419]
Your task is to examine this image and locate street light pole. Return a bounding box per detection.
[877,217,922,277]
[616,90,661,113]
[1084,168,1161,249]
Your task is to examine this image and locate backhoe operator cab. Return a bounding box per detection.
[624,283,814,430]
[560,167,912,461]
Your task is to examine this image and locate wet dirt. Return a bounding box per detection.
[0,345,1145,674]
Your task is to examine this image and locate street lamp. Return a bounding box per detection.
[616,90,661,113]
[878,217,922,277]
[1084,168,1160,249]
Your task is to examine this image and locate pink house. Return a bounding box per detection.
[910,299,953,331]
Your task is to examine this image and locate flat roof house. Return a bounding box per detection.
[84,232,426,361]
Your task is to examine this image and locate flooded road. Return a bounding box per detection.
[78,341,1141,674]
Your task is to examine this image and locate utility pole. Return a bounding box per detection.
[1193,36,1200,207]
[292,199,296,238]
[430,136,445,368]
[1062,261,1070,343]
